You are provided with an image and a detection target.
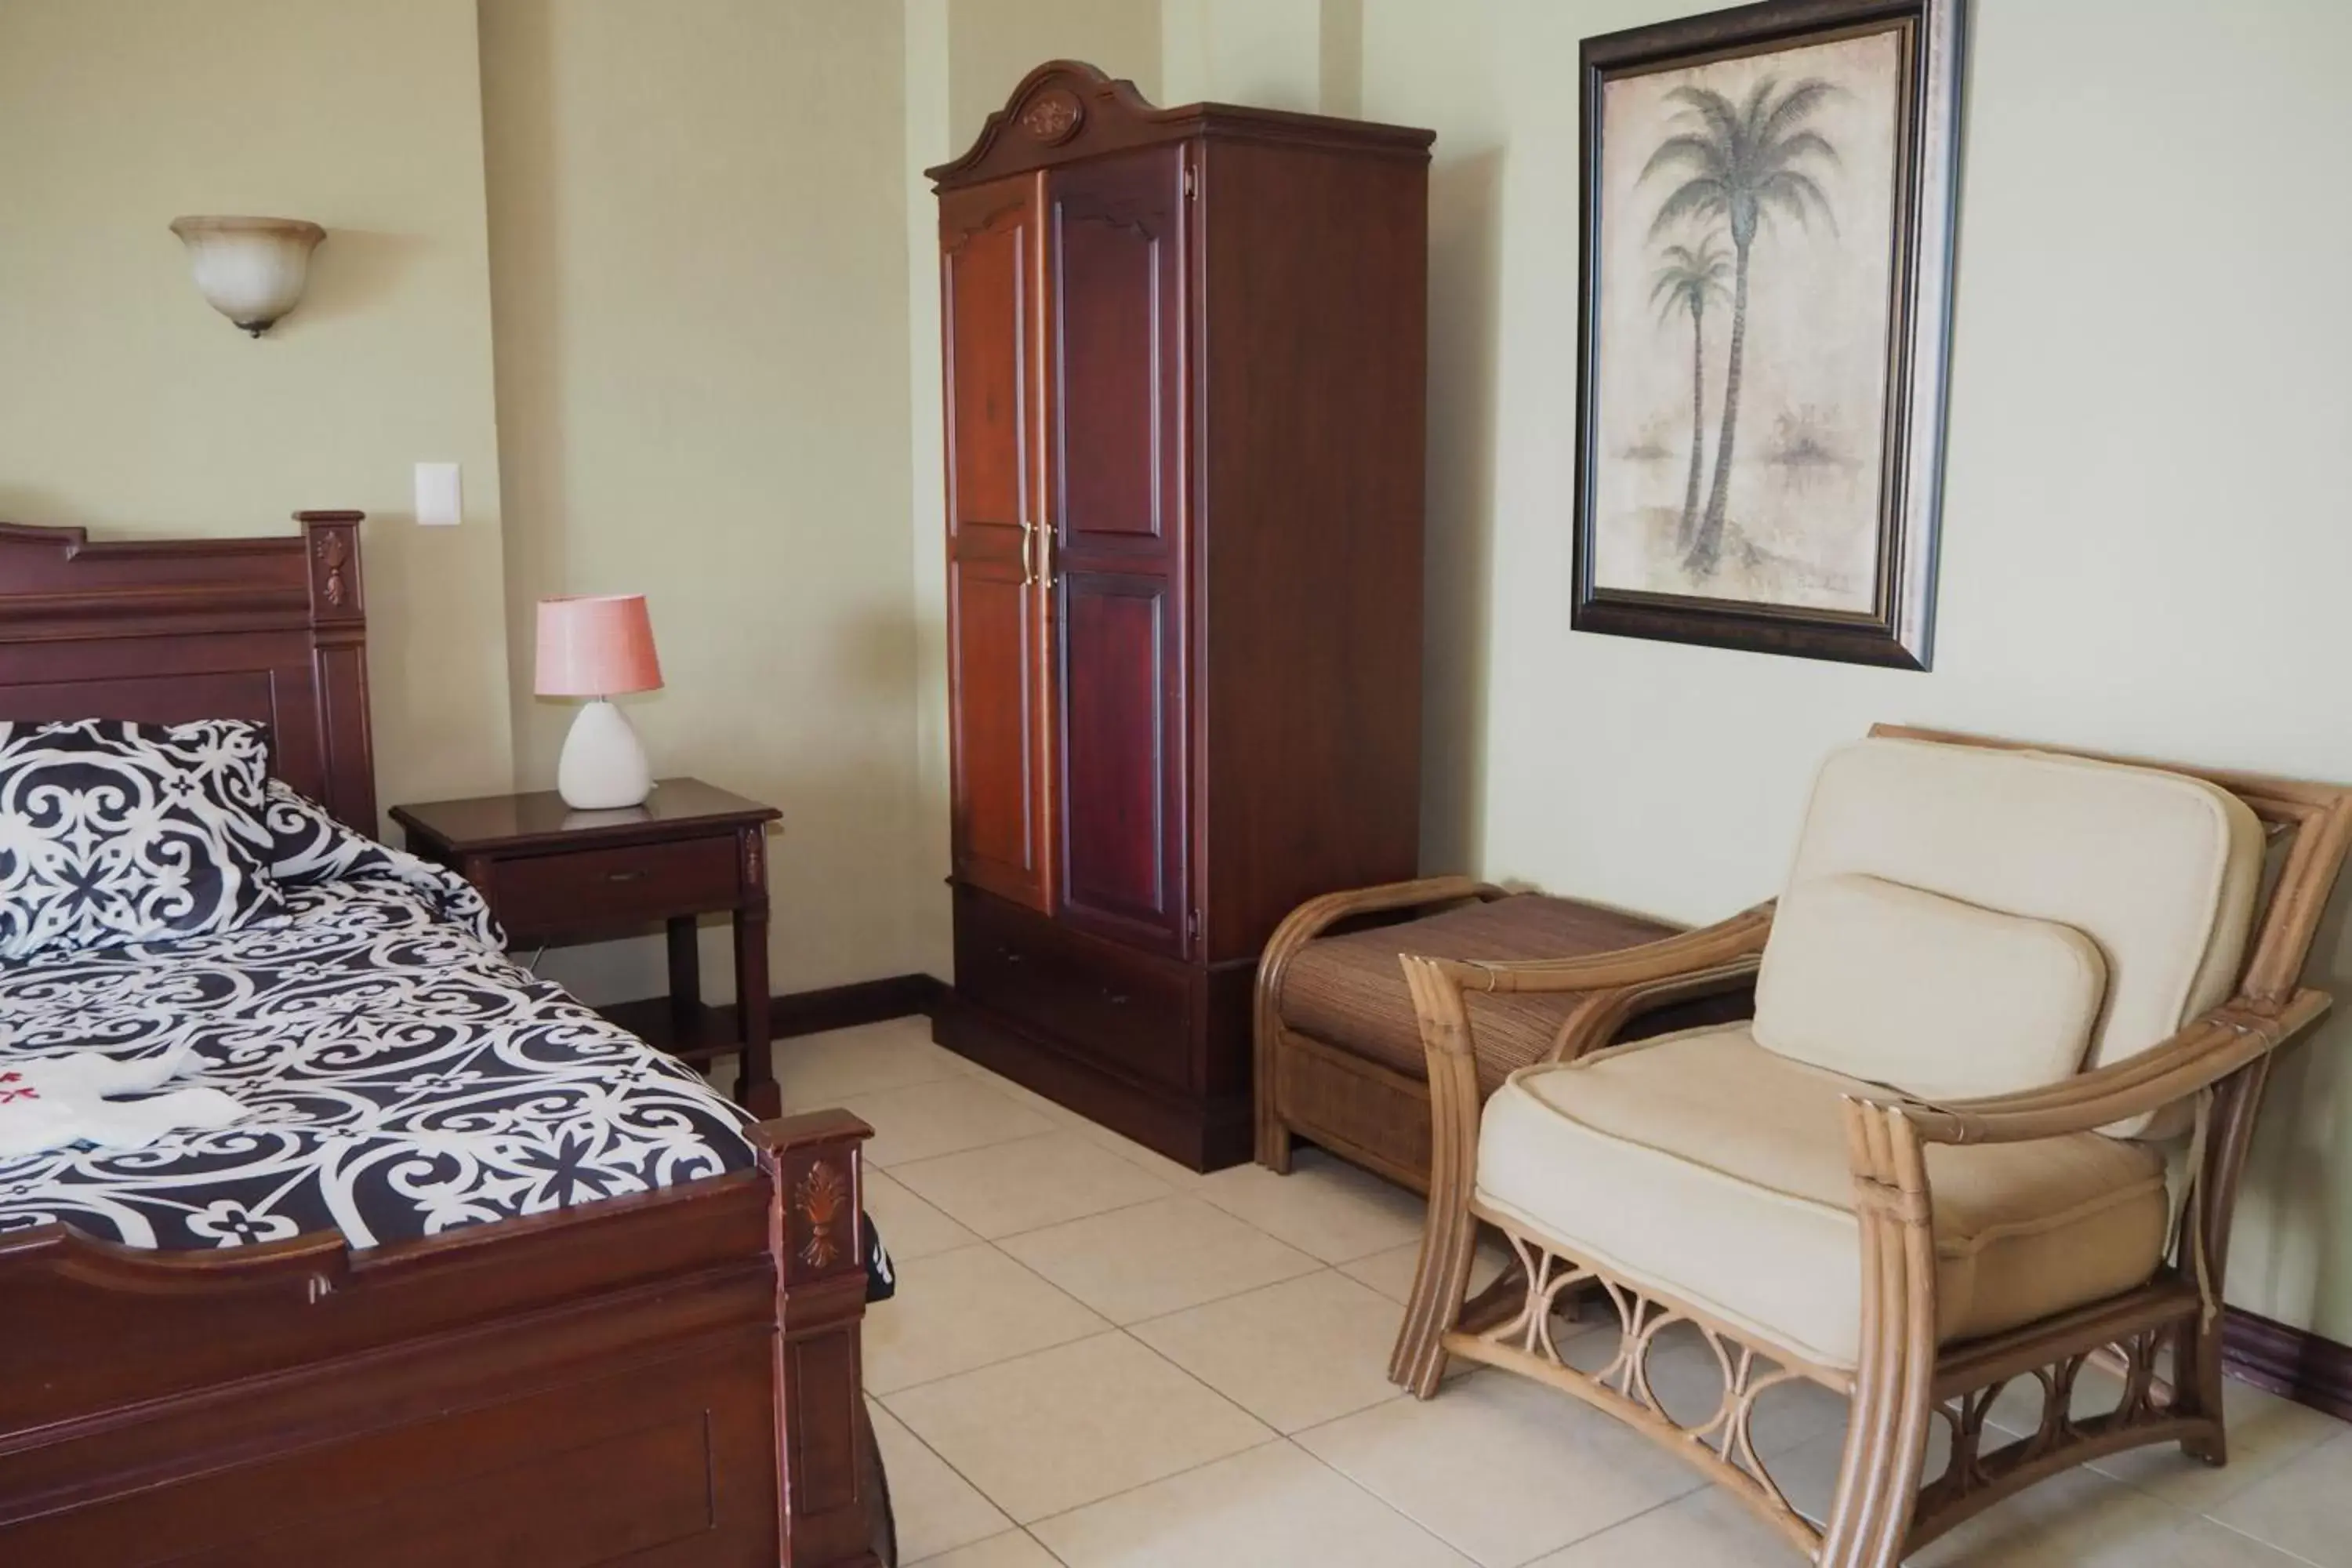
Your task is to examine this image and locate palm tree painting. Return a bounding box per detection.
[1573,0,1963,671]
[1643,78,1839,574]
[1647,238,1731,550]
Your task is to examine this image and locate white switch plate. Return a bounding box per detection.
[414,462,462,527]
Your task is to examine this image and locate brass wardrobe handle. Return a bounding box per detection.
[1018,520,1036,586]
[1038,521,1055,589]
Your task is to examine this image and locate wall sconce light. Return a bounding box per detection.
[168,216,326,336]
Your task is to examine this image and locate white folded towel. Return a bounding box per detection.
[0,1044,245,1158]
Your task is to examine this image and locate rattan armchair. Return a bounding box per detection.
[1390,727,2352,1568]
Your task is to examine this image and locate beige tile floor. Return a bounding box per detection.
[770,1019,2352,1566]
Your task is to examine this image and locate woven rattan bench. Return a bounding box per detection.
[1253,880,1742,1189]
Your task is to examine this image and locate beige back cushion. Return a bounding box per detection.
[1755,739,2263,1129]
[1753,873,2107,1100]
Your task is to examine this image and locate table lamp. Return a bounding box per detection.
[535,593,662,809]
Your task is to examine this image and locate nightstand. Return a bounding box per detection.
[390,779,786,1118]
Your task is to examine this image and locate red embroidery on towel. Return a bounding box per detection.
[0,1072,35,1105]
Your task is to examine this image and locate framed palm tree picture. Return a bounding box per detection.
[1571,0,1964,668]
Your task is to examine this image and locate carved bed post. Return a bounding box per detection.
[757,1110,881,1567]
[295,510,376,833]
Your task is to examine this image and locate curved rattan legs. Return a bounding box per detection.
[2174,1055,2267,1465]
[1392,1185,1475,1396]
[1392,954,1487,1396]
[1817,1100,1940,1567]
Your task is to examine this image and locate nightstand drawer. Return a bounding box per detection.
[488,835,741,938]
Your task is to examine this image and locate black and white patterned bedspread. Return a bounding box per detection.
[0,852,756,1250]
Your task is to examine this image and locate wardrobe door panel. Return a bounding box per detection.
[942,180,1051,913]
[1047,147,1189,955]
[1061,575,1174,931]
[949,565,1043,897]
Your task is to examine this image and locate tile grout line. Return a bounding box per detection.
[873,1124,1104,1180]
[875,1178,1431,1398]
[887,1132,1426,1265]
[869,1399,1023,1563]
[1025,1523,1078,1567]
[2196,1512,2325,1568]
[1115,1259,1393,1337]
[1271,1428,1504,1567]
[902,1524,1073,1568]
[872,1258,1418,1445]
[884,1236,1303,1537]
[864,1247,1116,1402]
[1493,1485,1700,1568]
[884,1173,1174,1243]
[1013,1431,1292,1542]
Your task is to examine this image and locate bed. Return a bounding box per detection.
[0,514,885,1566]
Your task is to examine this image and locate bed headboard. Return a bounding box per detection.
[0,510,378,832]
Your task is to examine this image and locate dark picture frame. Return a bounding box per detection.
[1570,0,1965,669]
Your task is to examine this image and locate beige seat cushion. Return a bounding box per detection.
[1765,739,2263,1134]
[1753,872,2107,1100]
[1475,1025,2169,1370]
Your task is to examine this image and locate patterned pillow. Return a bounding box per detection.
[0,719,285,960]
[256,776,401,887]
[253,778,506,948]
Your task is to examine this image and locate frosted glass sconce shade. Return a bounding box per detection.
[169,216,325,336]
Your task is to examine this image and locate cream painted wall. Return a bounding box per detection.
[946,0,1161,146]
[1359,0,2352,1338]
[1162,0,1327,111]
[1158,0,1371,112]
[905,0,956,982]
[0,0,514,811]
[481,0,925,1004]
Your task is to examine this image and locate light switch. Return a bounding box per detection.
[414,462,462,527]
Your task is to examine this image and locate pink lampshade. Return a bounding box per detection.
[535,594,662,698]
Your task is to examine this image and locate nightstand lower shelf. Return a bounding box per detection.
[597,996,743,1065]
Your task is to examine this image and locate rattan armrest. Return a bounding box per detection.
[1853,989,2332,1146]
[1266,876,1507,957]
[1257,875,1505,1024]
[1420,902,1775,997]
[1545,956,1763,1065]
[1402,905,1772,1073]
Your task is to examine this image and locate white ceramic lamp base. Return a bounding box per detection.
[557,699,652,810]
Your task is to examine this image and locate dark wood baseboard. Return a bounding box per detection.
[601,972,948,1058]
[2223,1306,2352,1422]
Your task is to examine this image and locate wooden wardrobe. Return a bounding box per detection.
[928,61,1432,1171]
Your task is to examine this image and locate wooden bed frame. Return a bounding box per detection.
[0,514,884,1566]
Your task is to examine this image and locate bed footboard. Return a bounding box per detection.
[763,1109,887,1566]
[0,1110,880,1567]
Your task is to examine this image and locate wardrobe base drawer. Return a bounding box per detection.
[953,887,1193,1094]
[933,993,1252,1174]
